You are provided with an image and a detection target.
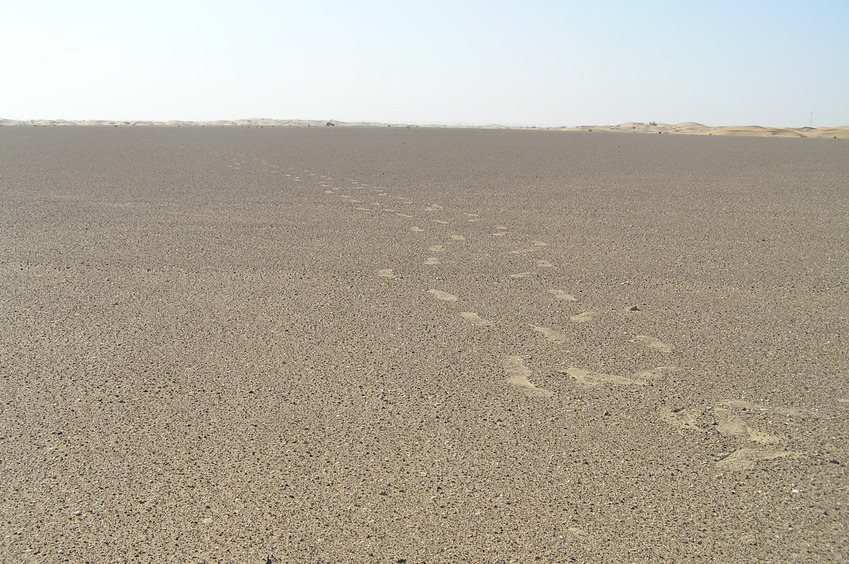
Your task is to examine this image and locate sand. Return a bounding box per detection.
[1,127,847,562]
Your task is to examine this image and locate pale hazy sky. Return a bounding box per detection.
[3,0,848,127]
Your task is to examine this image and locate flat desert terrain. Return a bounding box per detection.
[1,127,847,562]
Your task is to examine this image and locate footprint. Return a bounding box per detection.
[424,257,441,265]
[529,324,568,343]
[433,220,449,225]
[459,312,494,327]
[428,289,458,302]
[531,240,548,247]
[410,226,425,232]
[428,244,445,252]
[503,356,554,397]
[463,213,480,218]
[549,290,578,302]
[425,204,444,211]
[492,232,509,237]
[510,272,534,279]
[450,234,466,241]
[569,311,599,323]
[535,260,554,268]
[377,269,396,278]
[396,213,414,218]
[563,367,647,387]
[716,448,804,471]
[632,335,672,353]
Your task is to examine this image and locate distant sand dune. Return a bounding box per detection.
[559,121,849,138]
[2,118,847,137]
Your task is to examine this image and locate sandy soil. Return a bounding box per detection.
[1,127,847,562]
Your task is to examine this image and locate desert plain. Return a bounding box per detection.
[1,126,847,562]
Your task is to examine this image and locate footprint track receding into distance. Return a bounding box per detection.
[302,166,693,413]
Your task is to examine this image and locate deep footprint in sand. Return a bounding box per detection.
[377,269,396,279]
[410,226,425,232]
[503,356,554,397]
[428,289,458,302]
[632,335,673,353]
[459,312,494,327]
[424,257,441,265]
[659,396,802,438]
[428,244,445,252]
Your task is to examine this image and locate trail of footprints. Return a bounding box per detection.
[235,156,815,471]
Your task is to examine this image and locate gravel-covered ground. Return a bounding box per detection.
[2,126,847,562]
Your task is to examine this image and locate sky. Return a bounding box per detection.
[2,0,848,127]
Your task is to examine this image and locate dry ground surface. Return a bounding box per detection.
[1,127,847,562]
